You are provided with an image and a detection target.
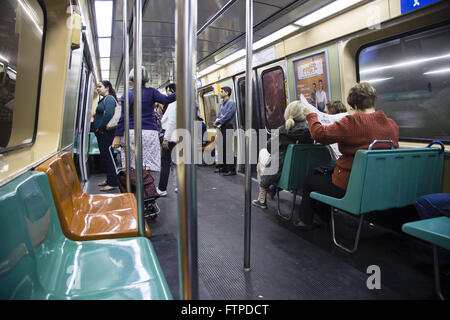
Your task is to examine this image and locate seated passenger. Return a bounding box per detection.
[325,100,347,115]
[252,100,313,209]
[293,82,399,228]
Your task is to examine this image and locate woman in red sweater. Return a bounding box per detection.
[293,82,399,229]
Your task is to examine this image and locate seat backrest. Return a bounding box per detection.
[35,155,75,235]
[59,152,83,197]
[278,144,332,190]
[0,171,64,299]
[344,147,444,214]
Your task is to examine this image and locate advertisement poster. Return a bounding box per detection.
[293,52,330,112]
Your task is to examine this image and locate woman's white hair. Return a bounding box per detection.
[284,100,306,131]
[129,66,149,84]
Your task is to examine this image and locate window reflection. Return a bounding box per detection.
[0,0,44,152]
[262,68,286,130]
[202,91,219,129]
[359,24,450,142]
[0,71,15,147]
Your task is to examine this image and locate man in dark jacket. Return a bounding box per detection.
[214,86,237,176]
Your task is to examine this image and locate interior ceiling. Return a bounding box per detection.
[105,0,335,93]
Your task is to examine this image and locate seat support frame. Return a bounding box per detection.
[276,189,297,221]
[330,207,364,253]
[433,245,446,300]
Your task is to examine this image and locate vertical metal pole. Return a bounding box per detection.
[133,0,145,237]
[433,246,445,300]
[123,0,131,193]
[176,0,199,300]
[243,0,253,272]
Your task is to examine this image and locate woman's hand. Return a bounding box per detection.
[162,140,169,150]
[112,136,121,149]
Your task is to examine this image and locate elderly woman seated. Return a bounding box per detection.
[293,82,400,229]
[252,100,313,209]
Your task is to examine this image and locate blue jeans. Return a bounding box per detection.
[415,193,450,219]
[95,130,118,186]
[415,193,450,265]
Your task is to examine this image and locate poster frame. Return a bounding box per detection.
[292,49,332,108]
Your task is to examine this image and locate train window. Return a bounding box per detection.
[358,24,450,143]
[0,0,45,152]
[202,90,219,129]
[237,78,258,129]
[261,67,286,130]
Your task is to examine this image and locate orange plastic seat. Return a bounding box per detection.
[35,152,150,240]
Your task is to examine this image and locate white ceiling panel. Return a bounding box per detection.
[105,0,338,89]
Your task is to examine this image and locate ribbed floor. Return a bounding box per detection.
[85,161,446,300]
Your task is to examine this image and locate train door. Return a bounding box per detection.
[234,71,260,176]
[198,86,220,165]
[255,60,289,137]
[73,61,95,183]
[73,62,88,179]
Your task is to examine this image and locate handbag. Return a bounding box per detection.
[159,129,166,144]
[106,95,121,130]
[117,168,160,200]
[313,164,335,175]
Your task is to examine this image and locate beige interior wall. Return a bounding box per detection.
[338,0,450,150]
[0,0,72,186]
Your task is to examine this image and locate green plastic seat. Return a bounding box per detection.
[402,216,450,300]
[88,132,100,155]
[402,217,450,250]
[0,171,172,300]
[310,147,444,253]
[276,144,332,220]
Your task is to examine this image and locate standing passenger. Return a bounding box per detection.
[293,82,399,229]
[214,86,237,176]
[93,80,119,191]
[112,67,175,174]
[157,83,177,197]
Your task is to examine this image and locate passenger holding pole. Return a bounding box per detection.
[112,67,176,173]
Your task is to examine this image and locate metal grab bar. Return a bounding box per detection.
[243,0,253,272]
[123,0,131,193]
[176,0,199,300]
[368,140,395,150]
[133,0,145,237]
[427,140,445,154]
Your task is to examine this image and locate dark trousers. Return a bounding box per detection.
[158,141,176,191]
[297,173,345,225]
[95,130,118,186]
[219,123,236,172]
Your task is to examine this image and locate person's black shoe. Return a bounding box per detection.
[222,171,236,176]
[293,219,313,230]
[252,199,268,209]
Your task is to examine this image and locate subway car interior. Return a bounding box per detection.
[0,0,450,301]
